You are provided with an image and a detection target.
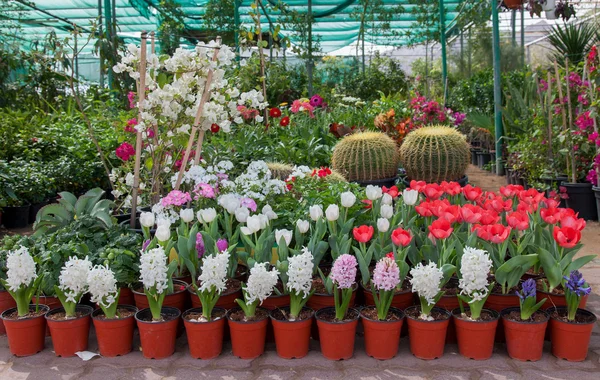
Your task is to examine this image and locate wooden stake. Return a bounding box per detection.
[174,42,221,189]
[131,32,148,227]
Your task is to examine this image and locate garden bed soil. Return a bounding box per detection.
[3,309,47,320]
[551,309,596,324]
[405,307,450,321]
[504,310,547,323]
[442,282,459,296]
[184,309,226,322]
[454,310,496,322]
[271,308,313,322]
[229,308,268,322]
[137,311,179,323]
[363,279,411,293]
[317,308,359,323]
[94,308,136,320]
[360,306,403,321]
[47,311,87,321]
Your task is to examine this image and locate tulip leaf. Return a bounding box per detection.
[538,247,562,289]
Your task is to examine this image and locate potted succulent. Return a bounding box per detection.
[454,247,498,360]
[89,264,137,357]
[270,247,315,359]
[315,254,360,360]
[45,256,94,357]
[405,261,453,360]
[501,279,548,361]
[134,246,180,359]
[183,251,230,359]
[228,263,279,359]
[549,270,596,361]
[361,254,406,360]
[0,246,48,356]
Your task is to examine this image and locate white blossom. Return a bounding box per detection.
[410,262,443,305]
[341,191,356,208]
[287,248,313,298]
[155,222,172,242]
[380,204,394,219]
[197,208,217,223]
[140,212,155,228]
[87,265,118,309]
[245,264,279,304]
[198,252,230,294]
[325,204,340,222]
[180,208,195,223]
[58,256,93,303]
[241,215,263,235]
[381,193,393,205]
[5,246,37,292]
[377,218,390,233]
[262,204,278,220]
[366,185,383,201]
[218,193,240,214]
[139,247,169,294]
[235,207,249,223]
[459,247,493,303]
[296,219,310,234]
[402,189,419,206]
[309,204,323,221]
[275,229,293,247]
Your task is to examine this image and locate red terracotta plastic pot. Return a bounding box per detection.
[315,307,359,360]
[0,290,16,335]
[227,307,269,359]
[1,305,49,356]
[549,307,597,362]
[188,280,242,310]
[135,307,181,359]
[46,305,93,357]
[118,287,135,306]
[435,295,459,344]
[361,284,414,309]
[485,292,520,343]
[453,308,499,360]
[133,280,189,312]
[501,307,548,361]
[32,296,61,337]
[182,307,226,359]
[261,294,290,310]
[537,290,588,310]
[91,305,137,357]
[361,306,405,360]
[405,306,451,360]
[270,307,314,359]
[307,285,357,341]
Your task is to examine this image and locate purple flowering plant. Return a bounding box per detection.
[516,278,546,320]
[371,254,400,320]
[563,270,591,321]
[330,254,358,320]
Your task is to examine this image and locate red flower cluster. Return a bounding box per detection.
[311,167,332,178]
[115,142,135,161]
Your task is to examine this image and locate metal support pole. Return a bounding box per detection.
[98,0,104,87]
[307,0,313,97]
[103,0,113,89]
[425,42,429,98]
[492,0,504,176]
[439,0,447,104]
[234,0,241,60]
[467,26,472,78]
[511,9,516,46]
[521,6,525,67]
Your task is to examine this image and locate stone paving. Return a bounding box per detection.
[0,165,599,380]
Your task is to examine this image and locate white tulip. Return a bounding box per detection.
[377,218,390,233]
[296,219,310,234]
[309,204,323,221]
[241,215,262,235]
[262,204,278,220]
[381,193,393,205]
[340,191,356,208]
[275,229,293,247]
[180,208,194,223]
[218,193,239,214]
[139,212,155,228]
[235,207,249,223]
[402,189,419,206]
[155,223,171,242]
[366,185,383,201]
[197,208,217,224]
[325,204,340,222]
[380,204,394,219]
[257,214,269,229]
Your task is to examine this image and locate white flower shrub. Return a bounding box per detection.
[459,247,493,302]
[287,248,314,298]
[139,247,169,294]
[58,256,93,303]
[198,252,230,294]
[5,246,37,292]
[245,264,279,304]
[87,265,118,309]
[410,262,444,305]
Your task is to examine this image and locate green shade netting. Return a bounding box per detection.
[1,0,470,55]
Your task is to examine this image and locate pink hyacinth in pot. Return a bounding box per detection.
[371,253,400,320]
[330,254,358,320]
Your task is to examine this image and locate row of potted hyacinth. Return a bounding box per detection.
[0,242,593,362]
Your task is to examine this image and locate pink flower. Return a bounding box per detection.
[575,111,594,131]
[193,183,216,200]
[237,105,259,120]
[161,190,192,207]
[125,118,137,133]
[330,254,357,289]
[128,91,136,109]
[240,197,257,212]
[372,256,400,291]
[290,99,315,118]
[115,142,135,161]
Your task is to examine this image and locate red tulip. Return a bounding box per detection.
[382,185,399,198]
[560,213,586,231]
[540,207,562,224]
[428,218,453,239]
[499,185,523,198]
[391,228,412,247]
[553,226,581,248]
[519,188,544,206]
[462,184,482,202]
[362,199,373,209]
[475,224,511,244]
[353,225,374,243]
[429,199,450,217]
[415,201,433,217]
[507,211,529,231]
[410,180,427,192]
[460,204,483,224]
[423,183,444,200]
[484,196,512,213]
[479,210,500,225]
[441,181,462,196]
[438,205,462,224]
[542,198,560,208]
[517,201,537,214]
[386,252,395,259]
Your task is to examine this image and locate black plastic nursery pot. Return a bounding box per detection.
[561,182,598,221]
[354,176,398,189]
[402,175,469,188]
[470,148,481,166]
[476,152,492,168]
[28,200,49,224]
[2,205,31,229]
[593,187,600,222]
[506,169,513,185]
